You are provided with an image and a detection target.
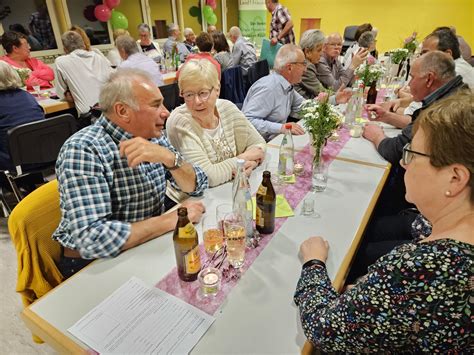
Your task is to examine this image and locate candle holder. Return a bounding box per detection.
[294,162,304,176]
[198,267,221,297]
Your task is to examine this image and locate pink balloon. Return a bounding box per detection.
[94,4,111,22]
[105,0,121,9]
[207,0,217,10]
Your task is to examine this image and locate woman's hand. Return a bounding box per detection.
[244,160,258,176]
[237,147,265,164]
[300,236,329,263]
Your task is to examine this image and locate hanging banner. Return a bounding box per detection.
[238,0,267,49]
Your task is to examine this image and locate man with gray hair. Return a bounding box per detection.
[317,32,367,91]
[54,31,113,120]
[183,27,196,52]
[228,26,257,74]
[364,51,466,164]
[52,68,208,278]
[163,23,190,62]
[116,35,163,86]
[242,44,306,141]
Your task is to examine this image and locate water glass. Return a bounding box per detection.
[201,216,224,256]
[300,194,321,218]
[223,212,246,269]
[312,162,328,192]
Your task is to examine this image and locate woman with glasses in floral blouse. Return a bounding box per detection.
[166,59,265,189]
[295,90,473,352]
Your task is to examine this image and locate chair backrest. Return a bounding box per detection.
[342,25,358,54]
[260,38,283,69]
[247,59,270,88]
[7,114,76,174]
[8,179,63,307]
[159,82,183,112]
[219,66,246,105]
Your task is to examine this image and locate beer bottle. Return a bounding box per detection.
[173,207,201,281]
[255,171,276,234]
[366,81,378,104]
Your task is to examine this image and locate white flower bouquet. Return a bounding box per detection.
[354,62,386,87]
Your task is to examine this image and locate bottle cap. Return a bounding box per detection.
[263,170,271,178]
[236,158,245,166]
[284,123,292,129]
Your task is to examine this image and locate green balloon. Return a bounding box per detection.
[203,5,213,18]
[111,10,128,29]
[207,12,217,25]
[189,6,200,17]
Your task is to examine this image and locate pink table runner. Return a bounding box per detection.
[156,128,351,315]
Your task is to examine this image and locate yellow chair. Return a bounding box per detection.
[8,179,64,343]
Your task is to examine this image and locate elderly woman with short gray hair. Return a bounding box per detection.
[0,61,44,170]
[136,23,162,62]
[295,30,351,104]
[166,59,265,188]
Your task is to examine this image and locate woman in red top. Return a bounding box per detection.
[0,31,54,89]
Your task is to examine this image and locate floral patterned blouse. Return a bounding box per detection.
[294,215,473,352]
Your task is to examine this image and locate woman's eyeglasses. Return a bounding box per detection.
[181,87,214,102]
[402,143,430,165]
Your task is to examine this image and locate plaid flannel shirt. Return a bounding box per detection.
[269,4,295,45]
[52,115,208,259]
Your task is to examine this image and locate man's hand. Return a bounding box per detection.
[237,147,265,164]
[119,137,173,168]
[363,124,385,146]
[365,104,388,122]
[350,48,369,69]
[180,200,205,223]
[300,236,329,263]
[335,86,352,104]
[270,37,278,46]
[281,122,304,135]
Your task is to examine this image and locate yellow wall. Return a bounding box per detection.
[115,0,144,39]
[149,0,174,34]
[273,0,474,53]
[182,0,202,35]
[227,0,239,29]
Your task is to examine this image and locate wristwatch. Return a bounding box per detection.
[166,153,184,170]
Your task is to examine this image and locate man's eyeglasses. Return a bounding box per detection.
[181,87,214,102]
[289,59,308,67]
[402,143,430,165]
[327,43,342,47]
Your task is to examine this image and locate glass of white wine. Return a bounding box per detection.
[223,212,246,269]
[201,216,224,256]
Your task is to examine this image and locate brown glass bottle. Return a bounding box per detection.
[173,207,201,281]
[366,81,378,104]
[255,171,276,234]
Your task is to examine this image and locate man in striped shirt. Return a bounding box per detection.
[52,68,208,278]
[265,0,295,46]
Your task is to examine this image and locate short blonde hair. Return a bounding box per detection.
[113,28,129,40]
[178,59,219,92]
[0,61,22,90]
[413,89,474,201]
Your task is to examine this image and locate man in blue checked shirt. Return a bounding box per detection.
[52,68,208,278]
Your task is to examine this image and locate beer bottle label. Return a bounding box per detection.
[256,206,264,227]
[184,246,201,274]
[179,223,195,238]
[257,185,267,195]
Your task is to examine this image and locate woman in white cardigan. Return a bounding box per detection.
[166,59,266,188]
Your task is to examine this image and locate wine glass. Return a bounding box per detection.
[201,215,224,257]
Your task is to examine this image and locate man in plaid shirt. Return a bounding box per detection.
[52,68,208,278]
[265,0,295,45]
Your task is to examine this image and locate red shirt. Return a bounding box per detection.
[0,55,54,89]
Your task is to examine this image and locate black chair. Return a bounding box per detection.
[4,113,77,203]
[159,82,183,112]
[342,25,358,55]
[219,66,246,106]
[246,59,270,93]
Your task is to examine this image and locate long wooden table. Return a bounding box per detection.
[37,71,178,115]
[21,129,397,353]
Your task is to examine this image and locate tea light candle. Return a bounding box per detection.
[350,124,362,138]
[294,163,304,176]
[198,267,221,297]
